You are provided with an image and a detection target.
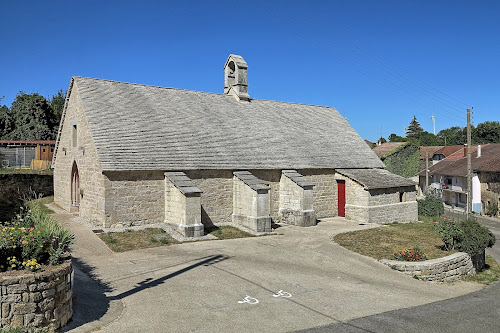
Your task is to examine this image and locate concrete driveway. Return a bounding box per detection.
[55,210,482,333]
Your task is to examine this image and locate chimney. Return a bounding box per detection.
[477,145,482,158]
[224,54,249,102]
[463,144,467,157]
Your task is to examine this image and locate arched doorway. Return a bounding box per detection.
[71,161,80,213]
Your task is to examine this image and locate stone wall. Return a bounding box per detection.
[53,83,105,226]
[480,172,500,217]
[164,178,187,226]
[232,173,271,232]
[379,252,474,283]
[185,170,234,225]
[0,174,53,222]
[104,171,165,228]
[344,177,418,224]
[0,262,72,331]
[301,169,338,219]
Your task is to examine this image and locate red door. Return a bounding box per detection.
[337,180,345,217]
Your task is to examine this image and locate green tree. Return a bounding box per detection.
[0,97,13,139]
[3,92,58,140]
[474,121,500,144]
[417,131,442,146]
[437,126,465,145]
[49,89,66,120]
[388,133,404,142]
[406,116,423,139]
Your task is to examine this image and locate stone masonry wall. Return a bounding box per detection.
[103,171,165,228]
[480,172,500,217]
[379,252,474,283]
[0,262,72,331]
[164,178,186,226]
[233,176,258,218]
[301,170,338,219]
[53,83,105,226]
[185,170,234,225]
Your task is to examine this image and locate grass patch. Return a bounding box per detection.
[205,225,255,240]
[0,168,53,175]
[468,254,500,285]
[333,218,456,260]
[26,196,55,214]
[99,228,178,252]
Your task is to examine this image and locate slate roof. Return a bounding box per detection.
[418,144,500,177]
[337,168,417,190]
[372,142,406,157]
[282,170,314,189]
[233,171,270,191]
[59,76,384,171]
[164,172,202,195]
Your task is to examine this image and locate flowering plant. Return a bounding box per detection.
[393,245,427,261]
[0,203,74,272]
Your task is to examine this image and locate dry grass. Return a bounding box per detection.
[206,225,255,240]
[0,168,53,175]
[99,228,178,252]
[333,219,457,260]
[468,254,500,285]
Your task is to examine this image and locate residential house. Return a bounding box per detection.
[52,54,418,236]
[418,143,500,216]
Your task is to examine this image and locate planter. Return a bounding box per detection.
[0,261,72,332]
[380,252,475,283]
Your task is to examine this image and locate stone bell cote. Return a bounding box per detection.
[224,54,249,102]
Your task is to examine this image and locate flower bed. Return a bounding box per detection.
[0,261,73,331]
[1,201,74,330]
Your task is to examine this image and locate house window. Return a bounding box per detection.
[72,124,77,148]
[399,192,406,202]
[42,148,46,153]
[50,148,54,152]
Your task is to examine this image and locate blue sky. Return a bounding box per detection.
[1,0,498,141]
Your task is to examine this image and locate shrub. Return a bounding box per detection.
[436,217,463,251]
[486,203,498,217]
[0,203,74,272]
[435,218,495,271]
[394,246,427,261]
[418,197,444,217]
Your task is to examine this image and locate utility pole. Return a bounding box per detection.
[466,108,472,218]
[425,152,429,193]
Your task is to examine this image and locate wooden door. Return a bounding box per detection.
[337,180,345,217]
[71,162,80,211]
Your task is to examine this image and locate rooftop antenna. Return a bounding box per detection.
[431,113,436,135]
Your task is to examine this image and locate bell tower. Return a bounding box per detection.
[224,54,249,102]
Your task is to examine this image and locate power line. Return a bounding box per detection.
[282,0,467,117]
[250,0,466,126]
[301,0,472,110]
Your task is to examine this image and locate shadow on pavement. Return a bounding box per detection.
[62,255,229,331]
[61,257,116,332]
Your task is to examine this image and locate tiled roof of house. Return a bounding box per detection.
[418,143,500,177]
[60,77,385,171]
[372,142,406,157]
[432,145,463,158]
[419,146,444,159]
[337,168,416,190]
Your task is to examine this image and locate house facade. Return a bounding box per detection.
[53,54,418,236]
[419,144,500,216]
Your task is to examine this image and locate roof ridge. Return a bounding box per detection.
[72,76,337,109]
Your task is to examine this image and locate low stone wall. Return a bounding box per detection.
[379,252,474,283]
[0,261,72,331]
